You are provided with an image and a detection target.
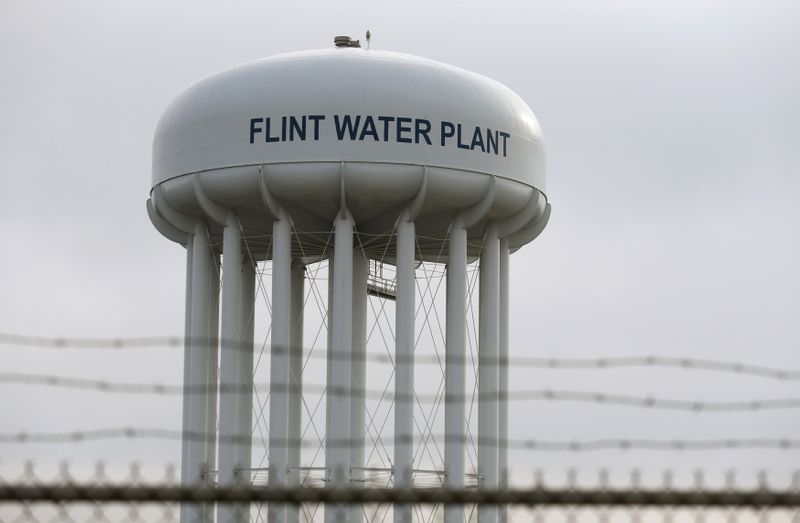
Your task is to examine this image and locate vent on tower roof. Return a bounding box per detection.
[334,35,361,48]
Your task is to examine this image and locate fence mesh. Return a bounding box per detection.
[1,463,798,523]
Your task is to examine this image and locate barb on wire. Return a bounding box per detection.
[1,428,799,452]
[2,333,798,381]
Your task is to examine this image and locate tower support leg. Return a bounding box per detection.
[445,217,467,523]
[478,224,500,523]
[218,215,249,523]
[499,240,510,523]
[180,237,193,523]
[325,212,354,523]
[241,258,255,468]
[287,261,305,523]
[394,212,415,523]
[350,251,368,523]
[269,213,292,523]
[182,223,220,523]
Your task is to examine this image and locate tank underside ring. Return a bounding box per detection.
[148,161,549,263]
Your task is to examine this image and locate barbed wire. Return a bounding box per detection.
[1,483,798,507]
[2,333,799,381]
[2,372,798,412]
[1,428,798,452]
[0,333,183,349]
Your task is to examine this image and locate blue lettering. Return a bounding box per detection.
[334,114,361,140]
[249,118,263,144]
[396,117,413,143]
[308,115,325,140]
[486,129,498,155]
[415,119,432,145]
[378,116,395,141]
[456,124,470,150]
[470,126,485,152]
[440,121,455,146]
[289,116,306,141]
[264,117,280,142]
[359,115,380,141]
[499,131,510,157]
[248,115,505,154]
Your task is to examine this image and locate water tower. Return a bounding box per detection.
[147,36,549,523]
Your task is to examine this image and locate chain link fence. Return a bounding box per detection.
[1,464,798,523]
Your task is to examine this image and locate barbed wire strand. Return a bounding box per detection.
[0,483,798,507]
[2,333,798,381]
[1,372,798,413]
[1,429,798,452]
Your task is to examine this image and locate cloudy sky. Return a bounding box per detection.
[1,0,798,486]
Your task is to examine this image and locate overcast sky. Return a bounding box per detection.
[1,0,798,486]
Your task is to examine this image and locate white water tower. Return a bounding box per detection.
[148,36,549,523]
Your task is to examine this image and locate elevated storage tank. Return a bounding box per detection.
[148,39,550,523]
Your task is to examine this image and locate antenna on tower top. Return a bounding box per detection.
[365,30,371,50]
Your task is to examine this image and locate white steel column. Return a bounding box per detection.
[182,223,219,523]
[445,216,467,523]
[325,256,334,458]
[269,211,292,523]
[240,259,256,478]
[350,252,368,523]
[179,236,193,523]
[325,211,353,523]
[287,261,305,523]
[206,252,221,483]
[498,240,510,523]
[478,224,500,523]
[218,215,246,523]
[180,235,194,467]
[394,211,415,523]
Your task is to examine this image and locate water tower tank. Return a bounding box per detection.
[148,41,550,523]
